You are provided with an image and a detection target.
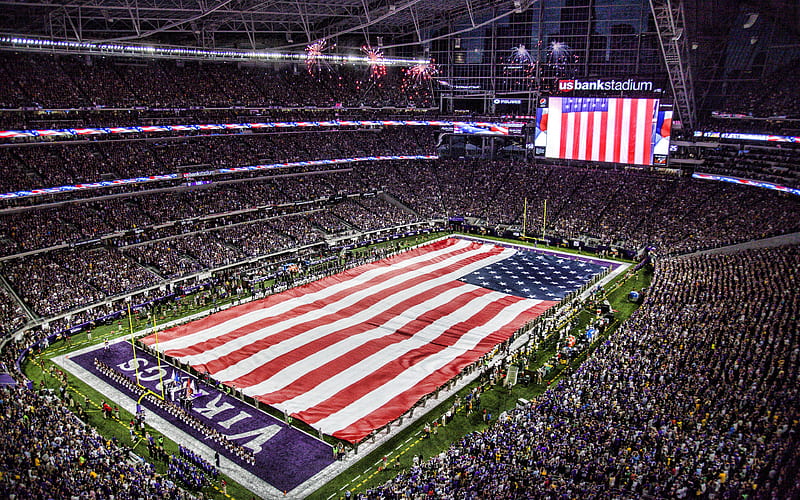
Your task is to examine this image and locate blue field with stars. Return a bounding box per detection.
[458,248,609,300]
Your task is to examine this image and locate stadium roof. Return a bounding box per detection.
[0,0,524,51]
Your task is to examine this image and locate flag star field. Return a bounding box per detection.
[458,250,608,300]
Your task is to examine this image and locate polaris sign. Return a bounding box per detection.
[558,79,654,92]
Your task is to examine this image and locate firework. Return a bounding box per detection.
[509,44,533,66]
[405,60,439,84]
[306,39,334,73]
[361,45,387,79]
[549,40,571,61]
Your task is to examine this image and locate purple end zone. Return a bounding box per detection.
[70,341,334,493]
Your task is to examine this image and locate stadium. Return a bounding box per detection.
[0,0,797,498]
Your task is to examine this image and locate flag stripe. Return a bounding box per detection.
[310,298,550,439]
[598,108,607,162]
[185,243,511,378]
[159,241,482,361]
[148,238,474,350]
[244,283,484,404]
[575,111,586,159]
[627,98,638,164]
[615,98,626,163]
[328,300,554,441]
[282,290,525,421]
[560,109,571,159]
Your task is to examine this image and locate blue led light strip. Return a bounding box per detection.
[692,172,800,196]
[0,120,523,142]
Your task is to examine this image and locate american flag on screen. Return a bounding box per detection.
[141,238,608,442]
[545,97,659,165]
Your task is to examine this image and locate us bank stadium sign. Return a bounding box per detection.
[558,79,655,93]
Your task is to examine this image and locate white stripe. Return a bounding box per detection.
[619,99,632,164]
[156,239,474,352]
[564,112,575,159]
[209,247,515,381]
[634,99,649,165]
[591,111,602,161]
[577,111,588,160]
[605,99,617,163]
[275,291,534,416]
[311,298,539,434]
[240,283,480,397]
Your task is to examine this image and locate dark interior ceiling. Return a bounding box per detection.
[0,0,795,53]
[0,0,517,51]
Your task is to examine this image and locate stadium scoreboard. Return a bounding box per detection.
[533,94,672,166]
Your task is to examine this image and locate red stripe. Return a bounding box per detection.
[571,113,581,160]
[168,243,504,374]
[249,285,492,405]
[559,106,570,159]
[613,98,624,163]
[598,107,607,161]
[328,299,556,442]
[628,99,638,164]
[145,238,463,345]
[293,294,534,425]
[641,99,656,165]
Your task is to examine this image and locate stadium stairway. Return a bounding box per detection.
[0,273,36,322]
[378,192,420,218]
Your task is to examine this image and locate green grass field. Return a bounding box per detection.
[22,232,651,500]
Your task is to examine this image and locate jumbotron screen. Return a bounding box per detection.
[535,97,671,166]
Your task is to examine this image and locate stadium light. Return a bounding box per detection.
[0,36,426,67]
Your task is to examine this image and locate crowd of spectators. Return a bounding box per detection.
[214,219,297,258]
[700,144,800,187]
[0,52,434,111]
[2,254,105,317]
[473,162,800,254]
[717,59,800,119]
[363,244,800,499]
[306,210,355,234]
[331,198,421,230]
[0,127,436,193]
[51,247,160,297]
[0,158,798,322]
[123,240,205,279]
[268,215,325,247]
[0,384,203,499]
[0,286,26,336]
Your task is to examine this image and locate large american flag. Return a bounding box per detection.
[545,97,659,165]
[142,238,608,442]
